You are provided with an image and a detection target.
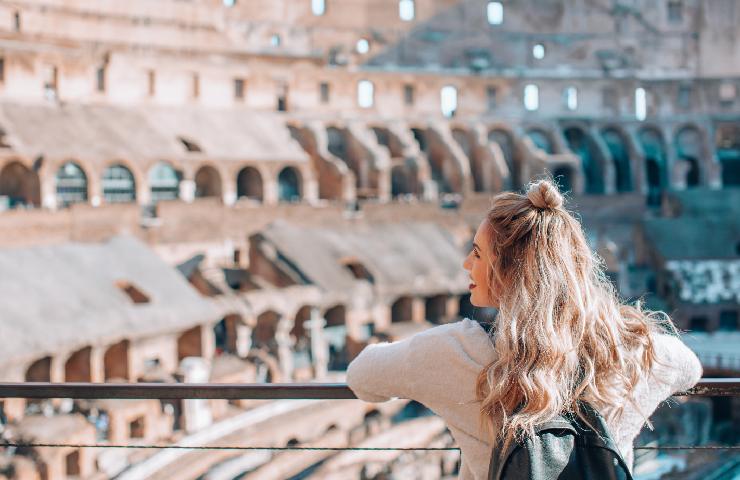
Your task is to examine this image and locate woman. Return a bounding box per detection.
[346,180,702,479]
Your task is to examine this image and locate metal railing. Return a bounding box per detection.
[1,379,738,453]
[0,378,738,399]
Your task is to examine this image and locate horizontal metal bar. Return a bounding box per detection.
[1,442,738,452]
[0,378,737,400]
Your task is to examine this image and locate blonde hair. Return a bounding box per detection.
[475,179,676,455]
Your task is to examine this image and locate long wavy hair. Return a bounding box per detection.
[475,179,676,455]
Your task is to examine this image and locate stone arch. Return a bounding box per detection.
[148,161,182,203]
[26,357,51,382]
[177,325,204,361]
[600,128,633,193]
[391,164,417,197]
[488,128,519,189]
[194,165,222,199]
[253,310,281,359]
[102,163,137,203]
[323,304,347,371]
[25,356,52,409]
[563,127,605,194]
[290,305,313,376]
[638,127,668,204]
[236,166,264,202]
[104,340,130,381]
[65,347,92,382]
[525,128,555,154]
[277,166,302,202]
[213,314,247,357]
[391,296,413,323]
[55,161,89,207]
[0,160,41,208]
[674,125,703,188]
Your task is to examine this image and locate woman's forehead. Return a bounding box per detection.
[474,221,489,246]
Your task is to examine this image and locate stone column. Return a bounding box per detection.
[90,346,106,383]
[179,179,195,203]
[412,297,425,323]
[180,357,212,433]
[276,320,294,381]
[235,323,252,358]
[263,174,279,205]
[309,307,328,379]
[41,174,57,210]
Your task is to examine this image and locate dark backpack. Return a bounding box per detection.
[488,402,634,480]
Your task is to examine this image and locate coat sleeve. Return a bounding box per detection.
[346,334,417,402]
[653,333,703,393]
[346,320,495,409]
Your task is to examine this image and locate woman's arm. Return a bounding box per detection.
[347,319,495,408]
[653,333,703,393]
[346,334,416,402]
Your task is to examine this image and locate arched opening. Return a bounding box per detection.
[327,126,377,196]
[391,164,416,197]
[253,311,281,359]
[452,128,472,159]
[65,347,92,382]
[194,165,222,198]
[177,326,203,361]
[214,315,243,356]
[25,357,51,411]
[149,162,181,203]
[424,131,463,195]
[236,166,263,202]
[488,129,518,189]
[715,122,740,187]
[104,340,130,381]
[324,305,347,371]
[277,166,302,203]
[327,127,348,160]
[391,296,413,323]
[102,164,136,203]
[291,306,313,375]
[372,127,405,157]
[425,295,448,324]
[553,166,574,193]
[601,129,633,193]
[525,128,554,154]
[458,294,476,320]
[675,127,703,188]
[638,128,667,204]
[410,128,428,153]
[55,162,88,207]
[0,161,41,208]
[563,127,604,194]
[454,128,485,192]
[26,357,51,382]
[65,450,81,477]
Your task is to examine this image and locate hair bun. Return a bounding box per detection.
[527,180,563,210]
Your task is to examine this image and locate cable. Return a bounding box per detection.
[2,442,739,451]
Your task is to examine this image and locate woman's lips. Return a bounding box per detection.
[469,283,476,290]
